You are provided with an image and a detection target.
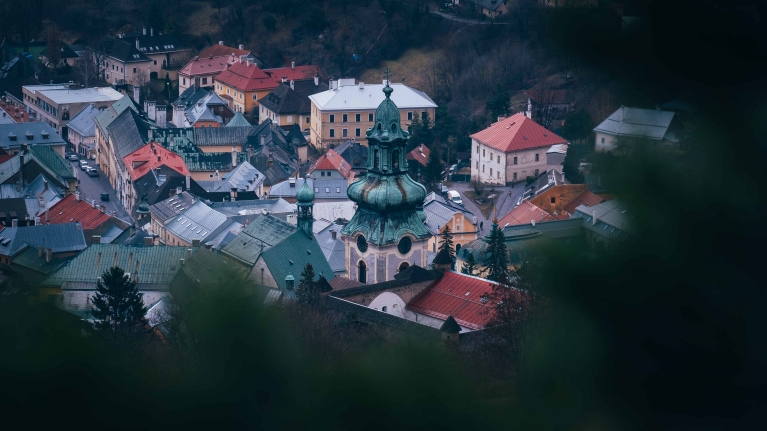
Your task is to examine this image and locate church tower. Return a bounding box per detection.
[296,178,314,238]
[341,77,431,284]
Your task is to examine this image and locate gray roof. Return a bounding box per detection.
[593,106,675,141]
[574,199,632,233]
[196,161,263,193]
[9,245,70,275]
[204,221,243,250]
[193,125,256,146]
[149,191,198,223]
[183,92,230,127]
[66,104,101,138]
[42,244,198,288]
[220,213,296,266]
[314,222,346,273]
[525,169,565,200]
[422,192,477,235]
[312,200,356,223]
[94,96,137,137]
[164,201,227,244]
[99,224,127,244]
[0,222,87,257]
[209,198,295,217]
[107,109,151,170]
[0,122,66,150]
[269,178,348,199]
[309,83,437,111]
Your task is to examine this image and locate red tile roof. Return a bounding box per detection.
[407,271,499,330]
[45,193,111,230]
[0,100,30,122]
[470,113,568,153]
[265,65,321,82]
[406,144,430,167]
[307,149,354,179]
[179,55,231,77]
[199,44,251,58]
[123,142,190,181]
[0,154,13,164]
[563,189,604,215]
[214,62,279,92]
[498,201,556,227]
[328,276,364,291]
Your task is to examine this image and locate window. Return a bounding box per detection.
[407,112,413,120]
[601,137,605,143]
[287,115,293,123]
[535,153,539,162]
[305,116,310,123]
[551,197,556,204]
[497,156,500,163]
[482,165,485,173]
[342,128,348,137]
[202,77,208,84]
[534,169,539,176]
[329,129,335,138]
[133,67,136,73]
[422,111,427,121]
[513,173,517,180]
[252,94,257,100]
[314,187,319,192]
[368,113,373,121]
[483,149,485,157]
[153,60,157,65]
[490,152,493,160]
[355,113,360,122]
[336,187,341,193]
[355,128,361,137]
[321,171,325,177]
[358,260,367,284]
[513,157,518,165]
[183,78,186,85]
[490,168,493,176]
[329,114,335,123]
[382,306,387,312]
[342,114,348,122]
[476,161,479,169]
[476,145,479,154]
[325,187,330,193]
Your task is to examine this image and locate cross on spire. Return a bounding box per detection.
[384,67,391,85]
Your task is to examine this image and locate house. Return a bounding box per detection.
[42,193,130,244]
[522,168,566,201]
[66,104,100,158]
[179,42,260,94]
[593,106,678,152]
[315,222,347,276]
[0,145,77,192]
[0,122,67,156]
[498,200,559,227]
[570,199,631,251]
[8,245,73,287]
[406,143,430,181]
[132,165,206,226]
[0,222,87,266]
[546,143,568,170]
[171,86,214,127]
[163,200,227,247]
[22,85,123,139]
[195,161,265,202]
[561,188,604,217]
[209,198,295,222]
[171,87,234,128]
[248,118,308,165]
[95,36,153,84]
[40,244,201,315]
[308,79,437,148]
[258,78,328,133]
[122,142,191,213]
[0,174,64,217]
[306,149,354,181]
[147,191,198,243]
[470,113,568,185]
[422,192,479,254]
[214,58,278,115]
[0,98,30,123]
[269,177,349,201]
[332,139,368,175]
[94,96,139,177]
[39,42,80,68]
[467,0,509,18]
[529,184,592,216]
[119,28,193,80]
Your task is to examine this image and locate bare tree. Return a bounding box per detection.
[130,68,150,100]
[470,175,486,195]
[45,24,62,69]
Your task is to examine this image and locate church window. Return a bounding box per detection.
[398,262,410,272]
[392,150,399,170]
[357,235,368,252]
[358,260,367,284]
[382,306,387,312]
[374,149,380,169]
[398,237,412,255]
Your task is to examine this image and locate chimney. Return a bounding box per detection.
[92,235,101,244]
[150,27,153,37]
[289,177,296,188]
[43,179,49,190]
[34,216,40,225]
[219,41,224,45]
[143,237,153,246]
[239,55,246,63]
[247,146,254,158]
[239,44,244,50]
[531,220,535,227]
[46,248,53,263]
[260,135,265,146]
[291,61,295,70]
[143,27,146,36]
[592,210,598,226]
[136,38,140,50]
[11,219,18,227]
[187,248,193,259]
[25,214,30,226]
[620,105,625,121]
[38,246,44,258]
[230,188,237,201]
[215,170,220,181]
[246,58,253,67]
[314,75,319,86]
[331,230,337,240]
[281,77,286,83]
[133,86,140,104]
[185,174,191,190]
[180,258,185,266]
[290,80,294,91]
[232,146,237,167]
[38,196,45,208]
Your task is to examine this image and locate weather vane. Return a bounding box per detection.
[384,67,391,84]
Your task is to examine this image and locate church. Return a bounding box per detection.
[341,79,432,284]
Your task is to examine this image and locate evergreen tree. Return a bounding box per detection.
[407,112,435,152]
[461,253,477,276]
[91,266,148,332]
[423,143,443,188]
[485,219,509,283]
[486,87,511,121]
[296,263,320,306]
[439,226,455,260]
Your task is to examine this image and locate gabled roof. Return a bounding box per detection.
[220,213,296,266]
[28,145,75,180]
[422,192,476,236]
[307,149,353,179]
[260,229,334,285]
[0,122,66,150]
[440,315,462,333]
[259,80,328,115]
[172,86,211,109]
[107,108,152,170]
[209,198,295,217]
[562,189,604,215]
[0,223,87,257]
[124,142,189,181]
[164,201,227,244]
[183,91,231,127]
[593,106,675,140]
[574,199,631,233]
[328,276,364,291]
[198,161,263,193]
[214,62,278,92]
[10,245,70,275]
[314,222,346,273]
[127,32,189,54]
[199,44,252,59]
[264,65,322,83]
[179,55,231,78]
[42,244,198,287]
[66,104,100,138]
[498,201,557,227]
[470,113,568,153]
[44,194,112,230]
[407,271,500,331]
[149,191,197,223]
[226,112,251,127]
[333,139,368,171]
[309,83,437,111]
[100,37,152,63]
[331,266,443,298]
[193,125,255,146]
[406,144,430,167]
[94,96,137,137]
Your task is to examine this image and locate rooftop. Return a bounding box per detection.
[26,86,123,105]
[43,193,112,230]
[179,55,231,78]
[124,142,190,181]
[0,222,87,257]
[406,144,430,167]
[214,61,278,92]
[498,201,557,228]
[199,44,253,59]
[0,122,66,149]
[66,104,100,137]
[593,106,676,140]
[309,82,437,111]
[220,213,296,266]
[471,113,568,153]
[149,191,198,223]
[164,201,227,244]
[307,149,354,179]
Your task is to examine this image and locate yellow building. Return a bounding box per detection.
[308,79,437,149]
[422,192,479,254]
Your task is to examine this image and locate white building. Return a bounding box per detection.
[593,105,677,152]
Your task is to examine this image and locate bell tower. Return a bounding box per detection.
[341,73,431,284]
[296,178,314,238]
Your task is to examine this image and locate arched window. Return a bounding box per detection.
[390,123,396,132]
[392,150,399,170]
[382,306,387,313]
[455,243,461,253]
[373,149,380,170]
[358,260,367,284]
[398,262,410,272]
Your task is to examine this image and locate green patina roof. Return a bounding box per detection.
[28,145,75,180]
[220,213,296,266]
[226,112,252,128]
[296,178,314,204]
[260,230,334,288]
[366,82,410,143]
[11,246,70,275]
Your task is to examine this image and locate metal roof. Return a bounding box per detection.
[260,229,335,285]
[165,201,227,244]
[66,104,101,138]
[209,198,295,217]
[0,122,66,150]
[0,222,87,257]
[314,222,346,273]
[204,221,243,250]
[198,161,263,193]
[31,86,123,105]
[226,113,251,128]
[470,113,568,153]
[312,200,356,223]
[42,244,198,287]
[309,83,437,111]
[44,194,112,230]
[220,213,295,266]
[422,192,476,235]
[593,106,675,140]
[574,199,631,233]
[9,245,70,275]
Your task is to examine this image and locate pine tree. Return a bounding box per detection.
[439,226,455,260]
[461,253,477,276]
[485,219,509,283]
[296,263,320,306]
[423,143,443,188]
[91,266,148,332]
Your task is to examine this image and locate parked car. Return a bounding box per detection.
[447,190,463,206]
[79,160,89,171]
[90,154,97,160]
[86,167,99,177]
[68,154,79,161]
[100,192,110,201]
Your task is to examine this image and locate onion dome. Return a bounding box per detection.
[366,83,410,142]
[347,174,426,212]
[296,178,314,205]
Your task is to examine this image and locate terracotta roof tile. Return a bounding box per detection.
[45,194,111,230]
[264,65,321,82]
[123,142,190,181]
[307,149,353,179]
[214,62,277,92]
[406,271,498,330]
[179,55,231,77]
[563,189,604,215]
[406,144,430,167]
[199,45,252,58]
[470,113,568,153]
[498,201,556,227]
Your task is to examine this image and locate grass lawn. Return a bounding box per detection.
[464,190,496,219]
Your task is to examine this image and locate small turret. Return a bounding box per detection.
[296,178,314,239]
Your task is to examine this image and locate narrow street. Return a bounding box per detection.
[429,10,509,25]
[69,158,132,223]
